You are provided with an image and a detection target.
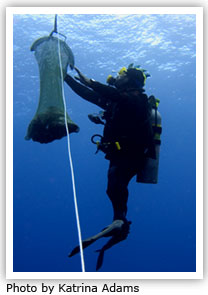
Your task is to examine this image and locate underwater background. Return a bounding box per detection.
[13,14,196,272]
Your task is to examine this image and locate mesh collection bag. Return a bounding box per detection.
[25,36,79,144]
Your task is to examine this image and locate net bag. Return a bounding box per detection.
[25,36,79,143]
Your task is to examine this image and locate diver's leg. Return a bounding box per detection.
[106,160,137,221]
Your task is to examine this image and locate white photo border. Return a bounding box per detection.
[6,6,203,280]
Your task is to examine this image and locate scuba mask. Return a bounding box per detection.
[106,64,150,89]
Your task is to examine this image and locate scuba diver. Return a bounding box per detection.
[65,64,162,270]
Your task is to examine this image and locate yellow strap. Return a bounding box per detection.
[115,142,121,150]
[152,123,162,128]
[156,98,160,108]
[118,67,127,75]
[154,133,161,140]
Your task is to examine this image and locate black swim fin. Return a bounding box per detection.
[68,220,127,258]
[68,239,95,257]
[95,220,131,271]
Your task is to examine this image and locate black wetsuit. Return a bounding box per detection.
[65,75,154,221]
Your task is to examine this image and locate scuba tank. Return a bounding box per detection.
[137,97,162,184]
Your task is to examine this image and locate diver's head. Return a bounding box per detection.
[106,64,150,90]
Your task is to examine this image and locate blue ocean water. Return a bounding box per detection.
[13,14,196,272]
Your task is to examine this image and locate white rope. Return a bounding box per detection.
[57,35,85,272]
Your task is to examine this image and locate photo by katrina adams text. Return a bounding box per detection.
[7,282,140,293]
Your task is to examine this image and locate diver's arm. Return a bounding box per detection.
[89,80,119,100]
[74,67,119,102]
[64,74,108,109]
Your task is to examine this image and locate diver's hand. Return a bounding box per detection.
[64,73,75,84]
[74,66,92,87]
[74,66,82,76]
[88,113,105,125]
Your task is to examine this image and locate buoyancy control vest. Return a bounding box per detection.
[89,88,162,183]
[100,89,155,159]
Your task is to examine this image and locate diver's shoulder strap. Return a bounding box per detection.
[148,95,160,109]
